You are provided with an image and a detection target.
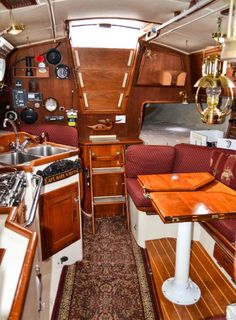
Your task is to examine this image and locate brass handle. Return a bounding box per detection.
[74,196,80,203]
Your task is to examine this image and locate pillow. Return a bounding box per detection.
[210,150,236,190]
[125,145,175,178]
[173,143,212,173]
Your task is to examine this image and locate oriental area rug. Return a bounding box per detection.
[51,216,157,320]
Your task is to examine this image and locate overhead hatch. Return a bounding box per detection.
[0,0,38,9]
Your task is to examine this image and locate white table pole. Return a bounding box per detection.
[162,222,201,305]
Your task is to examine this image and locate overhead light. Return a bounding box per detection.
[221,0,236,61]
[212,17,226,46]
[0,9,25,36]
[194,54,234,124]
[7,23,24,35]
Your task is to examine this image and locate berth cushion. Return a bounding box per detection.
[172,143,212,173]
[125,145,175,178]
[210,150,236,190]
[20,124,78,147]
[126,178,152,208]
[209,220,236,244]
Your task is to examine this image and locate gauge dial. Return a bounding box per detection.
[44,97,58,112]
[55,64,70,79]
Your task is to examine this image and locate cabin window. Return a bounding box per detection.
[69,19,141,49]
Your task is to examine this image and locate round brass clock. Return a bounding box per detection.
[44,97,58,112]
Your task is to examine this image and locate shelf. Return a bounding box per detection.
[92,167,124,174]
[93,195,126,205]
[13,67,49,78]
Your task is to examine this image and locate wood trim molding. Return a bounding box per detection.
[3,207,38,320]
[200,221,235,254]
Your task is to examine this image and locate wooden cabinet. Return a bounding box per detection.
[39,182,80,260]
[213,243,235,282]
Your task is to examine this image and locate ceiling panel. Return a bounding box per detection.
[0,0,231,53]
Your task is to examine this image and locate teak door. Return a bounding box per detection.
[39,182,80,260]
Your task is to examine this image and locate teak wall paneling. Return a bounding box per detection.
[6,38,79,126]
[2,39,191,142]
[189,47,221,91]
[126,41,191,136]
[73,47,135,113]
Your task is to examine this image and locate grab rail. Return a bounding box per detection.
[23,174,43,227]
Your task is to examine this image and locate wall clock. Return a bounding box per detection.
[55,64,70,79]
[44,97,58,112]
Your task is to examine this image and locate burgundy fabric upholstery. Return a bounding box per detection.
[210,150,236,190]
[125,143,236,262]
[210,220,236,243]
[126,178,152,208]
[125,145,175,178]
[20,124,78,147]
[172,143,213,173]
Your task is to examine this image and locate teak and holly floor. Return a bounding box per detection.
[145,238,236,320]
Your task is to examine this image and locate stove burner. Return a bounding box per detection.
[0,171,27,207]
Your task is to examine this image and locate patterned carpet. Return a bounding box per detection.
[51,216,157,320]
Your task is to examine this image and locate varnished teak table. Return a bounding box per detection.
[138,172,236,306]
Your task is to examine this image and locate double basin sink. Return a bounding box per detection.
[0,145,71,166]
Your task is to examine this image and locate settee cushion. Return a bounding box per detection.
[172,143,213,173]
[209,220,236,243]
[125,145,175,178]
[126,178,152,208]
[210,150,236,190]
[20,124,79,147]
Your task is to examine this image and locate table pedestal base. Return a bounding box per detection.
[162,222,201,305]
[162,277,201,305]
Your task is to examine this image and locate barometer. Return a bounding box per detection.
[44,97,58,112]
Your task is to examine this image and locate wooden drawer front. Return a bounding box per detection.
[213,243,234,281]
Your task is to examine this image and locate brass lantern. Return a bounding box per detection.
[194,54,234,124]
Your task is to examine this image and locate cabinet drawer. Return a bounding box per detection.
[213,243,234,281]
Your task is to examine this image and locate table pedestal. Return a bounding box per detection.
[162,222,201,305]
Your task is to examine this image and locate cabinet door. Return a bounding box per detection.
[39,182,80,260]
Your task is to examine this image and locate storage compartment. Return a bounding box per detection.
[213,243,235,281]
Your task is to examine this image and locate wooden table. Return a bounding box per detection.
[138,172,214,194]
[138,172,236,306]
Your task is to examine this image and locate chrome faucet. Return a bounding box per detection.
[3,118,20,152]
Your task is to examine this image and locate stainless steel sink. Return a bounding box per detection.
[0,145,71,166]
[26,145,70,157]
[0,152,40,165]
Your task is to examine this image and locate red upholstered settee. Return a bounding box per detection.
[125,143,236,283]
[19,123,79,147]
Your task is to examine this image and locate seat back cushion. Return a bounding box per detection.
[20,124,78,147]
[125,145,175,178]
[126,178,152,208]
[209,220,236,243]
[209,149,236,190]
[173,143,213,173]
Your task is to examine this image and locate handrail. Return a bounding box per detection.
[23,174,43,227]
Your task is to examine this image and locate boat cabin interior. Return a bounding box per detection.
[1,0,236,319]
